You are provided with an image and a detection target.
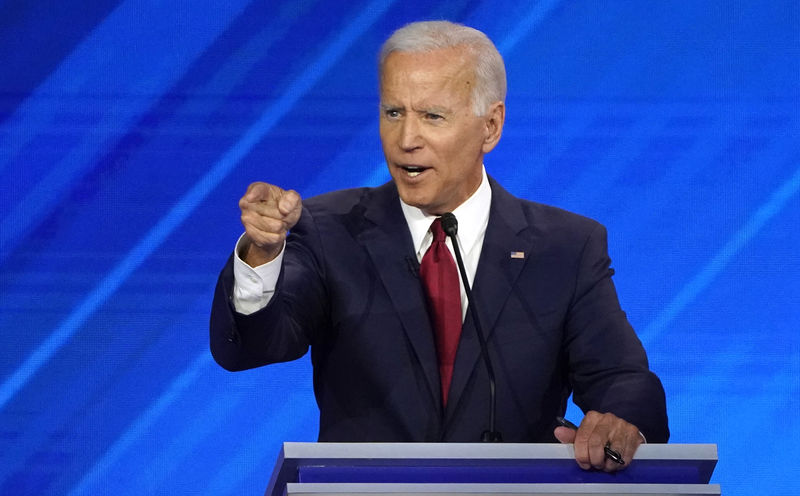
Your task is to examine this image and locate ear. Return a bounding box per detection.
[481,101,505,154]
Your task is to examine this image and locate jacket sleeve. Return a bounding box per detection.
[209,207,329,372]
[564,222,670,442]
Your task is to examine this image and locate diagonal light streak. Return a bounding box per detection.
[642,165,800,339]
[0,0,397,412]
[495,0,562,54]
[65,352,213,496]
[0,0,253,265]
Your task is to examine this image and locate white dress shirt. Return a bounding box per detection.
[232,168,492,317]
[400,169,491,321]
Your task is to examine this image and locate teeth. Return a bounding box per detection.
[403,166,425,178]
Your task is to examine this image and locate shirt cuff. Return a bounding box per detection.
[231,233,284,315]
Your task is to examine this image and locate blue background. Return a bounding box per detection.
[1,1,798,494]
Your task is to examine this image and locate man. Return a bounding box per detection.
[210,21,668,472]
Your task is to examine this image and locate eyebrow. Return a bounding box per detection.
[379,103,452,115]
[419,106,451,115]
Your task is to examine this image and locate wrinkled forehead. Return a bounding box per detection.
[379,47,476,95]
[380,45,475,79]
[379,57,475,112]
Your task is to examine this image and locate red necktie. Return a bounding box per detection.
[419,218,462,407]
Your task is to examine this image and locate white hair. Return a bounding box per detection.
[379,21,507,116]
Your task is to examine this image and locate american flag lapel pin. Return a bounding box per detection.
[510,251,525,259]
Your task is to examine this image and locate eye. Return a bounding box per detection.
[383,108,402,119]
[425,112,444,121]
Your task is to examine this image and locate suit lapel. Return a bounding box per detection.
[444,178,536,425]
[354,183,442,415]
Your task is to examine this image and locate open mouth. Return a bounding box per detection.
[400,165,429,178]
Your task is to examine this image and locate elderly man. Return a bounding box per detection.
[210,21,668,472]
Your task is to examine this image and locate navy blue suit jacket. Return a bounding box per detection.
[210,178,669,443]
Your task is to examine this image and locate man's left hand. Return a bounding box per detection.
[553,411,643,472]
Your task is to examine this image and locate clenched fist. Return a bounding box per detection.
[238,182,302,267]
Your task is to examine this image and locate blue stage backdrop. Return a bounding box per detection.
[1,1,797,494]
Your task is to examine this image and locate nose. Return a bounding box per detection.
[399,115,423,151]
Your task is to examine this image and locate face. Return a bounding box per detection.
[379,47,504,216]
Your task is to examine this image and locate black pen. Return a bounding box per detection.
[603,442,625,465]
[555,416,578,430]
[555,417,625,466]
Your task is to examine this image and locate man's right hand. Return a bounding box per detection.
[238,182,302,267]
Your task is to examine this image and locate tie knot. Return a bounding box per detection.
[430,218,447,242]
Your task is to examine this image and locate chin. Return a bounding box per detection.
[399,195,425,209]
[398,192,432,212]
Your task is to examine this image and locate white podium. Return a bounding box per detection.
[265,443,719,496]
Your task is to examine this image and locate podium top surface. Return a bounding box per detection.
[279,442,716,461]
[265,443,718,496]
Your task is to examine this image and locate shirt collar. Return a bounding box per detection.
[400,167,492,258]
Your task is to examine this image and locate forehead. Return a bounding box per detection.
[379,48,475,101]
